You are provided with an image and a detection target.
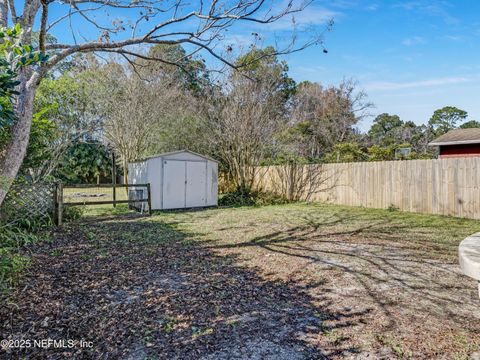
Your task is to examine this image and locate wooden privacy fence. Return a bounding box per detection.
[256,158,480,220]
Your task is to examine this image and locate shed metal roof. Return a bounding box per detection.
[428,128,480,146]
[131,150,219,163]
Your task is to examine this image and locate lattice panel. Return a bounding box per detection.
[1,183,55,222]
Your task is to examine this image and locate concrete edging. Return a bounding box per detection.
[459,232,480,298]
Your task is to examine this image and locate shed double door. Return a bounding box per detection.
[162,160,207,209]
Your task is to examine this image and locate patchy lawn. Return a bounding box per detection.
[1,203,480,359]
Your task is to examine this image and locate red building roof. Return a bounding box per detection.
[429,129,480,158]
[429,128,480,146]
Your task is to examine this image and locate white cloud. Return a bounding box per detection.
[329,0,357,10]
[290,65,328,78]
[394,1,423,11]
[402,36,426,46]
[393,1,459,25]
[444,35,465,42]
[365,77,470,91]
[261,6,338,31]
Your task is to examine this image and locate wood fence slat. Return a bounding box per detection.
[257,158,480,219]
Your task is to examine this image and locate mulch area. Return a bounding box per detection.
[2,209,480,359]
[0,218,341,359]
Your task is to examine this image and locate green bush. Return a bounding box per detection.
[0,227,46,292]
[0,248,30,291]
[63,205,84,221]
[219,190,256,207]
[219,189,290,207]
[387,204,400,212]
[324,143,368,163]
[253,191,291,206]
[10,216,53,231]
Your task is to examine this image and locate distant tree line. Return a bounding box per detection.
[10,44,478,193]
[329,105,478,163]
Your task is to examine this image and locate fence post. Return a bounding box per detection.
[147,183,152,216]
[57,182,64,226]
[112,152,117,208]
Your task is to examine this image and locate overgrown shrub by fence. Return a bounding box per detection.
[256,158,480,219]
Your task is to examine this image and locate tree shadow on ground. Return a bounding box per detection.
[0,216,367,359]
[203,211,480,358]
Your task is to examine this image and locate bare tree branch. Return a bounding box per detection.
[47,5,103,31]
[41,0,327,72]
[0,0,332,206]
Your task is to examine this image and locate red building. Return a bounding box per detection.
[429,128,480,158]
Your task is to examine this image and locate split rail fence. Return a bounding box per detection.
[256,157,480,220]
[1,183,151,227]
[59,183,151,224]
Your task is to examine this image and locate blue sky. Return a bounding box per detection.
[43,0,480,131]
[282,0,480,131]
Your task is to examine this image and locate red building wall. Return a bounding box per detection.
[439,143,480,158]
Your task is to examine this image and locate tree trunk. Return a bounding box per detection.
[122,156,129,198]
[0,1,8,27]
[122,156,128,186]
[0,72,38,206]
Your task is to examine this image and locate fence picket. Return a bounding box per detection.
[257,158,480,219]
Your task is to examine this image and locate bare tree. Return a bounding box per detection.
[96,62,186,185]
[289,79,373,158]
[269,163,335,201]
[204,71,286,192]
[145,97,209,156]
[0,0,327,205]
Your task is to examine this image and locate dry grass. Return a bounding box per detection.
[63,186,130,204]
[2,203,479,359]
[152,203,480,359]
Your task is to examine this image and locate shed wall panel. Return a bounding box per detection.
[148,157,163,210]
[186,161,207,207]
[162,160,187,209]
[206,161,218,206]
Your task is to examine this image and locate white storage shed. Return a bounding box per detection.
[128,150,218,210]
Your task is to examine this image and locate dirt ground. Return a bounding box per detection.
[1,203,479,359]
